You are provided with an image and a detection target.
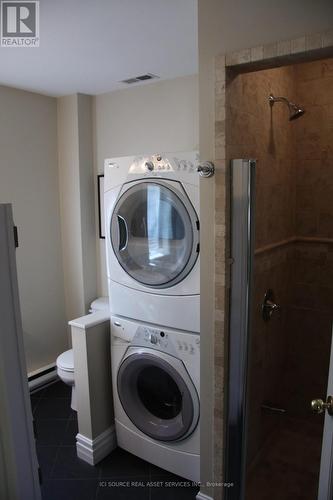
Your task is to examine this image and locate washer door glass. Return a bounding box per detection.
[111,181,198,288]
[117,352,197,442]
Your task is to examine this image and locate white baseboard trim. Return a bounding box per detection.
[76,426,117,465]
[196,492,214,500]
[28,365,57,392]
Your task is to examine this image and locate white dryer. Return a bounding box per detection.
[104,152,200,332]
[110,315,200,482]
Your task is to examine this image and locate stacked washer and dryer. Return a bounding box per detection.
[104,152,200,482]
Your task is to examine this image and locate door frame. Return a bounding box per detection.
[224,160,256,499]
[318,330,333,500]
[0,204,41,500]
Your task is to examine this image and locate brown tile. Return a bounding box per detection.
[318,211,333,238]
[296,209,317,237]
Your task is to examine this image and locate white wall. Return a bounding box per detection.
[93,75,199,295]
[0,86,67,374]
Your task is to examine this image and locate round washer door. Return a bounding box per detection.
[117,349,199,442]
[111,181,199,288]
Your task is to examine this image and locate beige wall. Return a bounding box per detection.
[0,86,67,374]
[57,94,97,323]
[93,75,199,296]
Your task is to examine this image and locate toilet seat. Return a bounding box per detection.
[57,349,74,372]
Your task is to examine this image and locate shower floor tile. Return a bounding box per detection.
[246,417,322,500]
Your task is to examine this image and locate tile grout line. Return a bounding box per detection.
[31,393,43,416]
[95,451,103,500]
[148,466,152,500]
[38,390,72,492]
[48,444,61,484]
[47,410,70,483]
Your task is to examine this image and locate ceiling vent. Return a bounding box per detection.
[121,73,159,85]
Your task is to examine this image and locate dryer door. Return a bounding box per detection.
[117,348,199,442]
[110,180,199,289]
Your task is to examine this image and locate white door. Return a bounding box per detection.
[0,204,41,500]
[316,330,333,500]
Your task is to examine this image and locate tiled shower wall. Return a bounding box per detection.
[226,57,333,465]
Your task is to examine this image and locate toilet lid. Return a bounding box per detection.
[57,349,74,372]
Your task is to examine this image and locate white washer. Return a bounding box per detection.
[111,315,200,482]
[104,151,200,332]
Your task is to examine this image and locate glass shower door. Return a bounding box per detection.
[226,159,333,500]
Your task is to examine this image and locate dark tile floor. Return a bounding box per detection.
[246,416,323,500]
[31,381,199,500]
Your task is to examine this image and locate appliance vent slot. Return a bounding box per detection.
[121,74,159,84]
[122,78,139,84]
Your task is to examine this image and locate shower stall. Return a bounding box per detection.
[225,58,333,500]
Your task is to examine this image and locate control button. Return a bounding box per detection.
[190,346,195,354]
[183,343,188,351]
[145,161,154,172]
[150,333,158,345]
[160,331,165,338]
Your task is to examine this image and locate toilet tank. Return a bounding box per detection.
[89,297,109,313]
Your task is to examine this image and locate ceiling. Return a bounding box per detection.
[0,0,198,96]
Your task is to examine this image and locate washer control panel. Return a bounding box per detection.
[111,315,200,357]
[133,325,200,357]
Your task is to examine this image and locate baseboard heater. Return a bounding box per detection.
[28,363,58,393]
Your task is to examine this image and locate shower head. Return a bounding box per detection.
[289,103,305,121]
[268,94,305,121]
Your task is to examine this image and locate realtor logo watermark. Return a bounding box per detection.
[1,1,39,47]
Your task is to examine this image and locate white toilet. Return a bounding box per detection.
[56,297,109,411]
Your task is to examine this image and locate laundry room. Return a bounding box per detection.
[1,2,333,500]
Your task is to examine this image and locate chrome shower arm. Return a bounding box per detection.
[269,94,289,105]
[268,93,305,120]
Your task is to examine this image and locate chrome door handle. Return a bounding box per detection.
[262,289,280,321]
